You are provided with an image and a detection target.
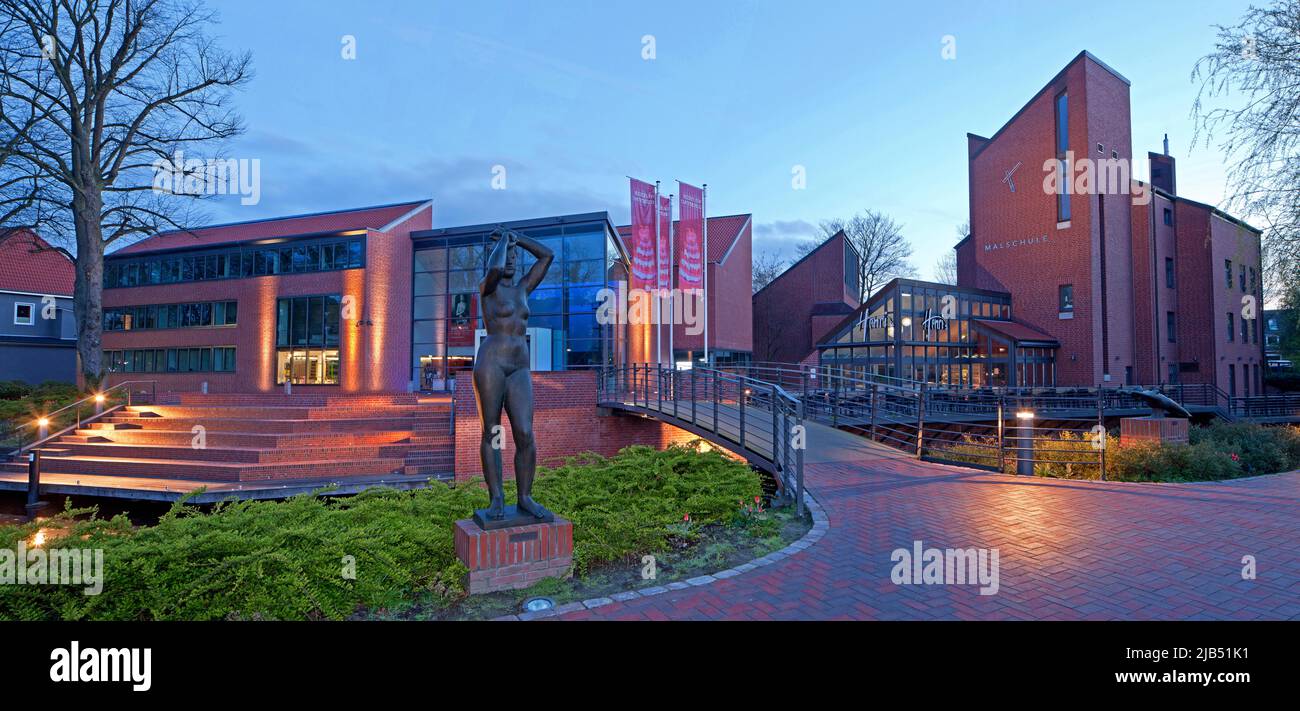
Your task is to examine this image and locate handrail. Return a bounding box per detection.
[598,364,806,515]
[1,380,157,457]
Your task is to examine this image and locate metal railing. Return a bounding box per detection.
[1,380,157,458]
[599,365,805,515]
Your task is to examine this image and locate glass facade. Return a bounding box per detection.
[410,216,629,391]
[104,300,238,331]
[104,233,365,288]
[818,279,1057,388]
[275,295,342,385]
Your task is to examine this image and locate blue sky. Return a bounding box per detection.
[202,0,1256,278]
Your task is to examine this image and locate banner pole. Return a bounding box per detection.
[669,193,675,368]
[702,183,709,366]
[654,181,662,365]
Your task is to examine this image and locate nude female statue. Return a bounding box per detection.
[474,226,554,522]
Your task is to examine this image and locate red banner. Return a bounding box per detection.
[629,179,657,289]
[657,194,672,292]
[678,182,704,288]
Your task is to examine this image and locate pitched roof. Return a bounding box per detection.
[616,213,751,264]
[0,229,75,296]
[114,200,431,255]
[972,319,1059,345]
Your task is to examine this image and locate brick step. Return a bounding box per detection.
[0,455,408,482]
[86,421,142,431]
[94,416,422,434]
[39,440,415,464]
[75,428,413,448]
[165,393,426,407]
[130,404,449,420]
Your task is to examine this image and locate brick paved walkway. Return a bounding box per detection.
[561,423,1300,620]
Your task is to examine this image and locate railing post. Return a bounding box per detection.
[916,384,926,459]
[25,450,46,520]
[832,371,839,427]
[738,385,747,449]
[771,384,780,465]
[713,374,720,433]
[869,384,878,442]
[997,394,1005,472]
[796,399,806,517]
[691,367,697,424]
[657,365,663,412]
[1098,386,1107,481]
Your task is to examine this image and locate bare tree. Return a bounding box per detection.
[751,249,788,293]
[931,221,967,284]
[1192,0,1300,300]
[0,0,251,384]
[804,210,916,302]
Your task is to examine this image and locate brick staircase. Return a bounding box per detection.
[1,393,453,486]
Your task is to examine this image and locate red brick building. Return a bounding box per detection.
[957,51,1264,392]
[616,214,754,366]
[752,230,860,364]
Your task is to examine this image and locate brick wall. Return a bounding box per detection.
[453,370,708,482]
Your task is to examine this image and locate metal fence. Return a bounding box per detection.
[599,364,805,515]
[1,380,157,458]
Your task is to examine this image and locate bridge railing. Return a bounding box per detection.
[598,365,805,515]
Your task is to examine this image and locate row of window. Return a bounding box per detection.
[103,301,237,331]
[105,237,365,289]
[1227,313,1260,344]
[1224,260,1257,293]
[276,295,342,349]
[105,347,237,373]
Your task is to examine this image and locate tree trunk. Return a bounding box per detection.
[72,185,105,389]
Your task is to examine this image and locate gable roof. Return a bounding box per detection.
[114,200,432,255]
[0,229,75,296]
[616,213,751,265]
[751,229,853,301]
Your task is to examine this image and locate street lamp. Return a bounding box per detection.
[1015,410,1035,476]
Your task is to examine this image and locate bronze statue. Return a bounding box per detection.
[1123,387,1192,419]
[472,226,554,527]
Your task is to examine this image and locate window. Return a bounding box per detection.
[1165,258,1175,288]
[1239,264,1246,291]
[1168,363,1179,384]
[13,302,34,326]
[1242,315,1250,344]
[105,236,365,289]
[1166,311,1176,343]
[1058,284,1074,312]
[1163,208,1172,226]
[104,300,236,331]
[275,294,342,385]
[103,347,234,373]
[1227,313,1234,342]
[1228,364,1236,397]
[1054,92,1071,223]
[1225,260,1233,289]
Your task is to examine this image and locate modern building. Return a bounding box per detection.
[1264,308,1295,366]
[100,202,675,394]
[616,213,754,366]
[816,278,1059,388]
[752,230,860,364]
[954,51,1265,392]
[0,229,77,383]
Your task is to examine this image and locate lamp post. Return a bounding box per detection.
[94,392,105,415]
[1015,410,1035,477]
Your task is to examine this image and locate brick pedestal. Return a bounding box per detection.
[1120,416,1190,445]
[453,517,573,594]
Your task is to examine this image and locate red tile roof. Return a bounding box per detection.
[617,214,751,264]
[115,200,431,255]
[972,319,1059,344]
[0,229,75,296]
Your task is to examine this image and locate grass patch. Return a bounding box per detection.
[0,441,771,621]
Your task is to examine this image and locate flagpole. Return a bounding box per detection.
[669,193,675,369]
[702,183,709,366]
[654,180,661,366]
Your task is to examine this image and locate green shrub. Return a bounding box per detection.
[0,380,31,400]
[0,441,761,621]
[1107,439,1241,482]
[29,381,79,402]
[1189,421,1300,476]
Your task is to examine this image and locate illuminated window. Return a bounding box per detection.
[275,294,342,385]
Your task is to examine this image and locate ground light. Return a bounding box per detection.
[522,597,554,613]
[1014,411,1035,476]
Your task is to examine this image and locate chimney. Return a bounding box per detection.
[1148,139,1177,196]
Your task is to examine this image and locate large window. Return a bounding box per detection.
[1058,284,1074,312]
[276,295,341,385]
[1165,258,1175,288]
[104,300,237,331]
[105,347,235,373]
[105,235,364,289]
[1054,91,1071,223]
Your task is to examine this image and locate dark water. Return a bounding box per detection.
[0,492,175,527]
